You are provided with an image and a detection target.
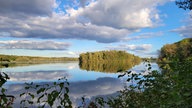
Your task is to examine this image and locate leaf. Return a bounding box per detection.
[28,93,35,99]
[144,83,150,87]
[117,69,123,72]
[20,100,25,104]
[148,67,152,70]
[64,93,69,99]
[36,85,40,88]
[48,94,52,101]
[59,82,64,88]
[127,78,131,82]
[134,77,141,80]
[118,73,126,78]
[183,92,191,97]
[52,91,59,99]
[37,88,46,94]
[3,72,9,79]
[27,100,34,104]
[25,86,30,90]
[82,97,85,102]
[65,87,69,93]
[1,88,6,93]
[37,94,44,103]
[20,93,25,97]
[137,81,143,85]
[127,71,132,74]
[48,94,54,107]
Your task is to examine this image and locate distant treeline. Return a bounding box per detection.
[142,57,157,62]
[158,38,192,62]
[79,50,141,72]
[0,54,78,63]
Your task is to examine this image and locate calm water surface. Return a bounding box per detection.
[1,61,159,107]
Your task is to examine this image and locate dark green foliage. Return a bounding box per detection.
[0,65,15,108]
[89,60,192,108]
[79,50,141,72]
[158,38,192,62]
[176,0,192,10]
[0,72,9,87]
[20,77,72,108]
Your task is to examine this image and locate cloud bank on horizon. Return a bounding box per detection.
[0,40,70,50]
[0,0,191,57]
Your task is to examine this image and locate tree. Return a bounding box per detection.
[176,0,192,10]
[158,38,192,62]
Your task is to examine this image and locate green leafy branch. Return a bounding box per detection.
[20,77,72,108]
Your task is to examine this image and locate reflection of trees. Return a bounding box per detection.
[79,50,141,73]
[79,60,141,73]
[91,61,192,108]
[0,63,27,68]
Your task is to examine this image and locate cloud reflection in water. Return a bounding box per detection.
[2,62,159,107]
[6,70,70,82]
[6,77,123,108]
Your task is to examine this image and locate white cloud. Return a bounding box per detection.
[171,24,192,38]
[0,40,70,50]
[0,14,129,43]
[107,44,152,52]
[76,0,165,29]
[123,32,163,41]
[0,0,170,43]
[106,43,157,57]
[171,11,192,38]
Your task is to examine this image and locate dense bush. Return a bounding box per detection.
[89,60,192,108]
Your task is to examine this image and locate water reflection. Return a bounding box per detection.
[6,70,70,82]
[1,62,120,83]
[1,62,159,83]
[1,62,77,73]
[79,60,141,73]
[6,77,123,108]
[1,61,159,107]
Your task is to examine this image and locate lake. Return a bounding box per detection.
[1,61,159,107]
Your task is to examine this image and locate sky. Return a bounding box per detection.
[0,0,191,58]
